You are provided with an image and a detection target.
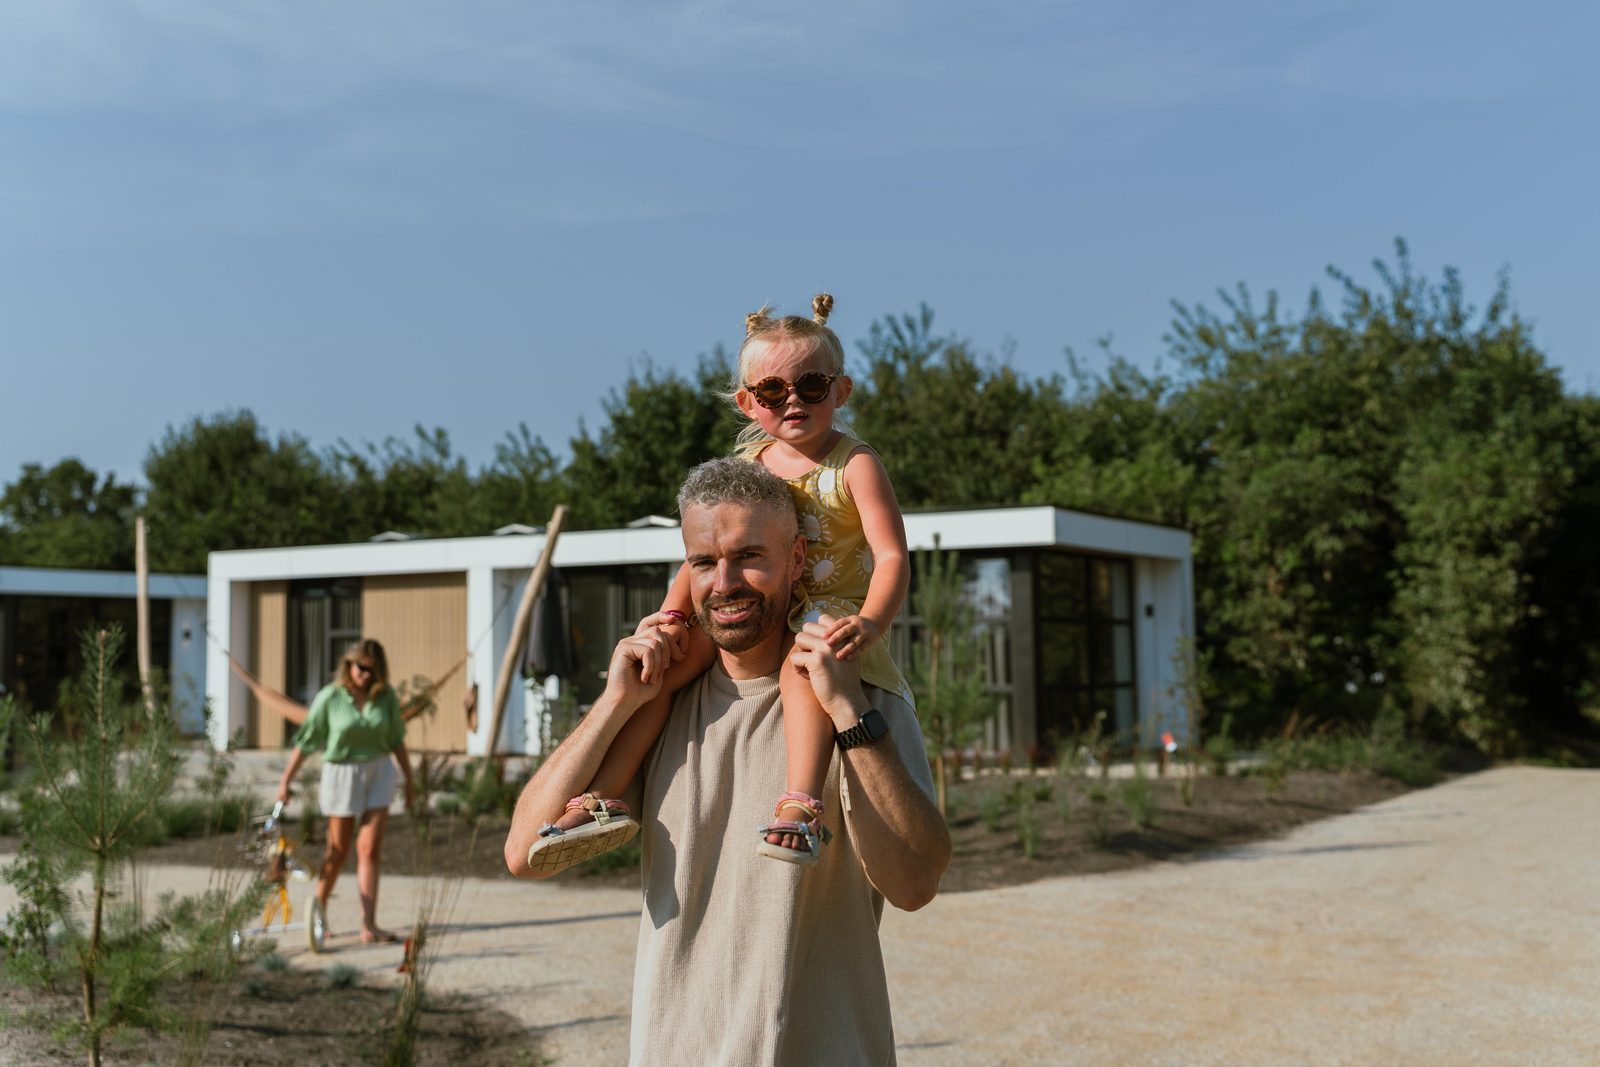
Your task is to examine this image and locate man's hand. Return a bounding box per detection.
[634,610,691,660]
[608,625,676,698]
[824,614,881,661]
[791,613,871,730]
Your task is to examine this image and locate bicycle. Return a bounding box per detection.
[231,799,327,954]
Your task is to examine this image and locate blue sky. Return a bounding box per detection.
[3,1,1596,486]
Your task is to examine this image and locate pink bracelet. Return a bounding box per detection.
[662,610,688,626]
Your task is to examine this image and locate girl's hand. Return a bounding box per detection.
[275,780,292,805]
[636,610,691,659]
[826,615,881,660]
[403,777,417,812]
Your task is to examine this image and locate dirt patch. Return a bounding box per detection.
[936,767,1409,892]
[122,766,1411,896]
[0,961,537,1066]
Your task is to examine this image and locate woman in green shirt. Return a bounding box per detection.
[277,639,415,943]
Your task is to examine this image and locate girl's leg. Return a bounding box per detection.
[318,815,355,908]
[767,655,838,852]
[355,807,390,940]
[551,629,718,831]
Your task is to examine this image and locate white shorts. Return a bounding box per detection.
[319,756,397,818]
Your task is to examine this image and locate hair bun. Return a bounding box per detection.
[812,293,834,325]
[745,305,773,337]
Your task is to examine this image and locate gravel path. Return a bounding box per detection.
[5,765,1596,1065]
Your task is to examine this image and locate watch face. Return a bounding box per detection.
[861,708,888,741]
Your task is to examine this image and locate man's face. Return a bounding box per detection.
[680,500,805,654]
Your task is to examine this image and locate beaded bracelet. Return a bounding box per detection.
[662,609,689,626]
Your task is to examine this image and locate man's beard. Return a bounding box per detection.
[695,585,789,653]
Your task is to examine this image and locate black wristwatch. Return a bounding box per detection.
[835,708,889,750]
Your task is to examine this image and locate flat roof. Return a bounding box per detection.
[208,505,1191,583]
[0,565,208,600]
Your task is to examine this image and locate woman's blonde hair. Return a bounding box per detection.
[336,638,390,698]
[726,293,852,453]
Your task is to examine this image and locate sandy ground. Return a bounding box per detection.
[4,765,1597,1066]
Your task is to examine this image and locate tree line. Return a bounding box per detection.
[4,243,1597,753]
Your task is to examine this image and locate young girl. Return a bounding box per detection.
[526,294,911,874]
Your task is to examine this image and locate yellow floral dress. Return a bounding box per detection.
[749,433,912,702]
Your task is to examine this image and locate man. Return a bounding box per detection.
[505,457,950,1066]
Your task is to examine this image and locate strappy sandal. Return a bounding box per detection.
[526,793,640,875]
[756,790,833,867]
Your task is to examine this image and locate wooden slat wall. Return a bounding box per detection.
[250,581,290,749]
[362,573,469,752]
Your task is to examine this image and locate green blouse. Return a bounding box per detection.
[295,683,405,764]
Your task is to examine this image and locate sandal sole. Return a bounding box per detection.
[527,818,640,875]
[755,839,820,866]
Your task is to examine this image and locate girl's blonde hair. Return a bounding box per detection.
[727,293,852,453]
[336,638,390,699]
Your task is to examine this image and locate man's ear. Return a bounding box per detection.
[790,532,807,581]
[833,375,854,408]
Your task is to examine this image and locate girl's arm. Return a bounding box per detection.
[831,448,910,658]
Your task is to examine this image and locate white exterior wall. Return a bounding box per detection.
[206,527,685,754]
[1133,559,1196,745]
[206,508,1196,753]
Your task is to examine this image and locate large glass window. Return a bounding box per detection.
[2,596,170,715]
[287,579,362,705]
[565,564,674,706]
[1035,552,1135,745]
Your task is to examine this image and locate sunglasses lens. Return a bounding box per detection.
[750,378,788,408]
[794,373,833,403]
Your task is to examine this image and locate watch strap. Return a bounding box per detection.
[835,708,888,750]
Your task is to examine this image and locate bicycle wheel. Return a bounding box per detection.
[305,893,327,954]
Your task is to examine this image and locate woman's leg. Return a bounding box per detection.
[318,815,355,907]
[767,655,838,852]
[551,629,718,831]
[355,807,390,939]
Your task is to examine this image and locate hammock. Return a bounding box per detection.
[226,651,468,725]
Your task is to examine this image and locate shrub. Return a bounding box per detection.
[1016,799,1039,860]
[446,758,526,820]
[1119,767,1158,830]
[1086,784,1111,845]
[324,963,361,991]
[979,788,1005,833]
[152,793,256,842]
[1204,713,1235,777]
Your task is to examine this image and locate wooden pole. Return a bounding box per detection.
[486,505,568,756]
[135,516,155,718]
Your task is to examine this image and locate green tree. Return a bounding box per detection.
[327,425,480,540]
[0,459,138,570]
[142,411,340,572]
[470,423,564,532]
[15,628,180,1065]
[850,307,1066,508]
[563,353,737,528]
[1021,241,1598,752]
[1389,314,1576,752]
[5,629,266,1065]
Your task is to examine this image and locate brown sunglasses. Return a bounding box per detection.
[744,372,839,410]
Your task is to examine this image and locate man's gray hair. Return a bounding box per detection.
[677,457,799,535]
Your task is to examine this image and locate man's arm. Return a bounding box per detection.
[790,616,951,911]
[503,628,673,879]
